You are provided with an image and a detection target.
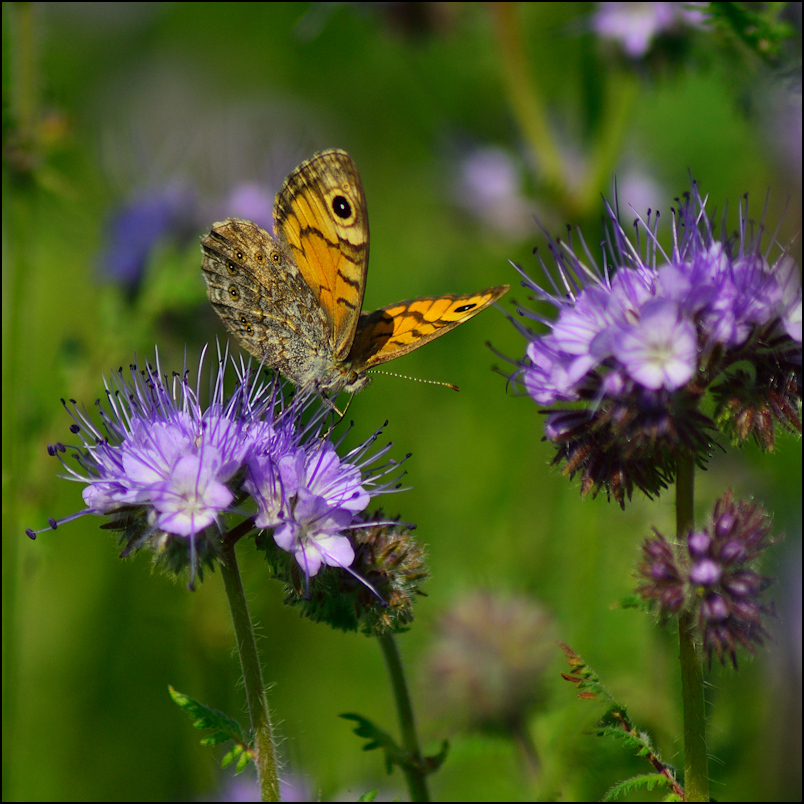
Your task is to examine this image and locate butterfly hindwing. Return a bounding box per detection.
[200,217,332,373]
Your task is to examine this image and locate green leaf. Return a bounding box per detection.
[708,2,795,65]
[560,649,683,798]
[340,713,450,780]
[421,739,450,775]
[603,772,680,802]
[340,713,406,774]
[168,685,254,772]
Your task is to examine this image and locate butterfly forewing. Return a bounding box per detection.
[350,285,510,370]
[273,150,369,360]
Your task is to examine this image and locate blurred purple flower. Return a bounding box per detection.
[99,184,198,291]
[452,145,536,238]
[593,2,707,58]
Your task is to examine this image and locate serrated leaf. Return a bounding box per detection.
[561,658,682,798]
[340,713,449,781]
[341,713,405,773]
[169,685,254,773]
[201,730,239,747]
[168,686,246,741]
[603,772,674,801]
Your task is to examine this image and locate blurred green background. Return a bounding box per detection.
[4,3,801,801]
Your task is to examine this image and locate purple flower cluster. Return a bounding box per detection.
[510,181,802,505]
[27,347,402,586]
[285,512,428,635]
[246,432,387,579]
[592,2,707,59]
[99,184,198,291]
[521,187,800,405]
[636,490,777,667]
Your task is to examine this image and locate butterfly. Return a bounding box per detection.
[201,149,509,396]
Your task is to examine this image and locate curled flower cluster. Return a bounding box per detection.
[27,348,404,589]
[509,181,802,506]
[636,490,777,667]
[421,591,554,733]
[276,512,428,635]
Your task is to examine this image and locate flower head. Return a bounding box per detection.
[273,488,356,578]
[277,512,428,635]
[27,346,405,589]
[507,181,802,506]
[99,184,198,292]
[636,490,778,667]
[592,2,707,59]
[421,591,554,734]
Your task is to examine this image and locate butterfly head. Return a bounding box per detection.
[319,366,372,395]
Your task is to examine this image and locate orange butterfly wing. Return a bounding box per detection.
[273,150,369,360]
[348,286,510,372]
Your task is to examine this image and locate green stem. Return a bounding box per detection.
[377,632,430,802]
[10,2,37,145]
[676,454,709,801]
[490,3,564,192]
[510,715,540,779]
[577,74,637,216]
[219,541,279,802]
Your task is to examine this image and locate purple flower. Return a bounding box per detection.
[612,299,697,391]
[244,413,399,578]
[277,510,428,634]
[246,433,372,575]
[506,180,802,505]
[452,145,536,238]
[27,346,404,587]
[98,184,197,291]
[29,348,256,533]
[250,439,370,528]
[592,2,707,59]
[273,488,356,577]
[224,182,275,232]
[636,490,778,668]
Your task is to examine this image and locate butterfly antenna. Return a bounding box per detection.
[368,370,460,391]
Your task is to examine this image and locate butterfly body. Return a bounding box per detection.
[201,150,508,395]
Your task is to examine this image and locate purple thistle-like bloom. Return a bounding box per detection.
[592,2,707,59]
[27,348,260,574]
[244,411,400,578]
[636,490,777,668]
[279,511,429,634]
[247,440,370,578]
[98,184,198,292]
[508,180,802,506]
[27,346,403,587]
[273,488,356,578]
